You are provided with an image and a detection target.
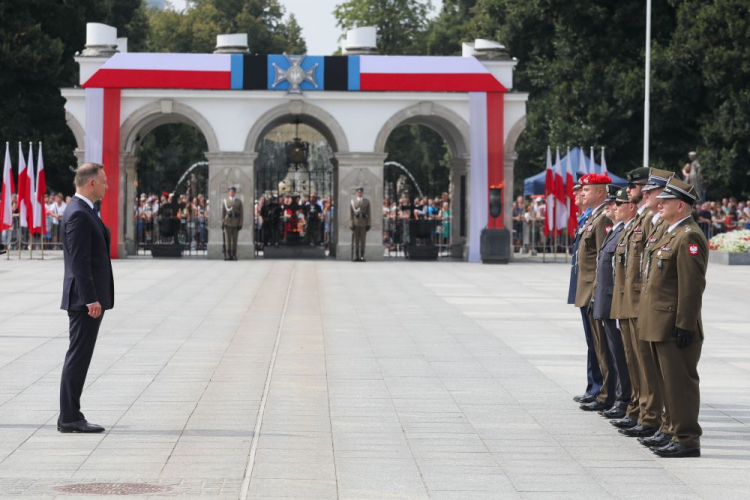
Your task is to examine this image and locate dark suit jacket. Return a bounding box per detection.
[60,196,115,311]
[592,223,624,320]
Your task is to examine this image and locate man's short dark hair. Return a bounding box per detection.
[74,163,104,188]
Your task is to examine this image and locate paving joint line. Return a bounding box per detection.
[240,263,296,500]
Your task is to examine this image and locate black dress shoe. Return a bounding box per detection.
[639,431,673,448]
[580,401,609,412]
[600,407,626,419]
[618,424,657,437]
[57,420,105,433]
[653,441,700,458]
[610,417,638,429]
[573,393,597,404]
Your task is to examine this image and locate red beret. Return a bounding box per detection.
[580,173,612,185]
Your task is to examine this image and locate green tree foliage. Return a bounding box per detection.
[147,0,306,54]
[135,124,208,195]
[334,0,433,55]
[385,126,451,198]
[424,0,478,55]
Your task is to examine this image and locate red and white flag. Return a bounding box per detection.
[589,147,596,174]
[565,147,577,236]
[600,147,609,176]
[577,146,587,175]
[544,146,555,236]
[35,143,46,235]
[1,143,14,231]
[17,143,29,229]
[554,148,567,233]
[27,143,40,234]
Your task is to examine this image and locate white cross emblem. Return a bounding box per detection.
[272,54,318,95]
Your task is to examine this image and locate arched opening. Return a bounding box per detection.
[120,101,217,258]
[375,104,470,260]
[253,119,337,259]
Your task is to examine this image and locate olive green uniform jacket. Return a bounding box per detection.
[574,203,613,308]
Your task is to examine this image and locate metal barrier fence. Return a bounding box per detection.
[383,211,452,258]
[135,215,208,256]
[1,218,64,256]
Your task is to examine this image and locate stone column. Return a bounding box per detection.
[206,152,257,260]
[449,156,469,259]
[74,149,85,166]
[334,152,387,261]
[120,153,139,256]
[504,151,516,261]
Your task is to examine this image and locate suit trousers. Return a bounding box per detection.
[579,306,603,396]
[651,339,702,447]
[225,227,239,257]
[601,319,631,410]
[353,226,367,259]
[619,319,642,422]
[60,310,104,424]
[589,312,612,405]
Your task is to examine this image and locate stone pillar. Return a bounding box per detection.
[504,151,516,261]
[206,152,257,260]
[334,152,387,261]
[74,149,85,166]
[449,156,469,259]
[121,153,139,256]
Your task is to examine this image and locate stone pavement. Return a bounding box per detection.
[0,255,749,499]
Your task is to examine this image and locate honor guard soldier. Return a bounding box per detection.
[570,173,604,405]
[575,173,615,413]
[640,177,707,458]
[350,187,371,262]
[222,186,243,260]
[615,168,676,446]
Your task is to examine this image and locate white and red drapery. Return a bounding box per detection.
[83,54,506,259]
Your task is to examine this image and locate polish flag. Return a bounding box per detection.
[577,147,587,176]
[554,148,567,233]
[565,147,577,236]
[600,147,609,176]
[27,143,40,234]
[1,143,14,231]
[589,147,596,174]
[17,143,29,229]
[35,143,46,236]
[544,146,555,236]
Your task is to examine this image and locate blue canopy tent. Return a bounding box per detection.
[523,147,627,197]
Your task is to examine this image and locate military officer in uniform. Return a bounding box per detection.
[350,187,371,262]
[620,169,675,441]
[639,177,707,458]
[575,173,615,412]
[591,186,632,419]
[569,174,603,404]
[222,186,243,260]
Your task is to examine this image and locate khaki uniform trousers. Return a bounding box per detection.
[651,339,702,447]
[225,227,239,257]
[353,226,367,259]
[619,319,642,422]
[589,313,611,405]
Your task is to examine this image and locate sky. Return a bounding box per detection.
[167,0,443,55]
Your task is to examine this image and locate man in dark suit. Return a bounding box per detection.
[591,187,632,419]
[58,163,114,433]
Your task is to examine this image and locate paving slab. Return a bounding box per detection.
[0,255,748,498]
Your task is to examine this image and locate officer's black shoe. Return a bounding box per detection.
[639,431,672,448]
[652,441,700,458]
[600,406,626,419]
[232,255,238,261]
[579,401,609,412]
[224,256,230,261]
[573,393,597,404]
[610,417,638,429]
[360,257,366,262]
[618,424,658,437]
[57,419,105,433]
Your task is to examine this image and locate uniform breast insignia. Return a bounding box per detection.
[587,226,593,232]
[685,226,692,232]
[605,226,613,234]
[660,246,672,252]
[634,228,642,234]
[657,259,664,269]
[648,237,656,243]
[689,244,699,255]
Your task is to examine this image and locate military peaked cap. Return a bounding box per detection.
[656,177,698,205]
[626,167,650,184]
[642,168,674,192]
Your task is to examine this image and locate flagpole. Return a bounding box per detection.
[643,0,652,167]
[39,142,44,260]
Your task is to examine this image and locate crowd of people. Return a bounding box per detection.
[0,192,72,250]
[254,194,333,250]
[382,193,452,255]
[568,167,708,458]
[512,193,750,254]
[133,192,208,251]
